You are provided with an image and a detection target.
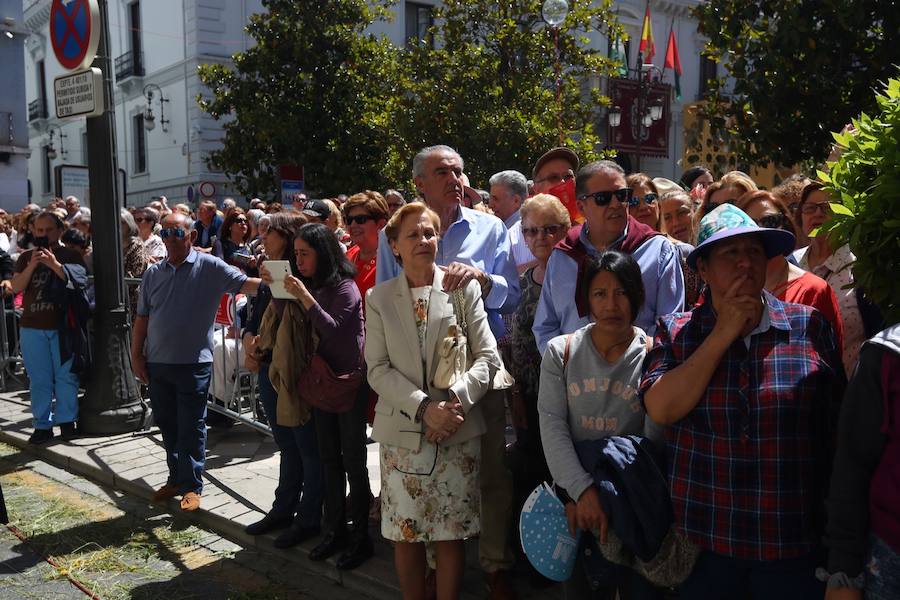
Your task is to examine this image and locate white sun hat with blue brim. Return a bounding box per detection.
[687,203,795,269]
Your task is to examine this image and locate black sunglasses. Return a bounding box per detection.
[579,188,633,207]
[757,214,786,230]
[345,214,377,226]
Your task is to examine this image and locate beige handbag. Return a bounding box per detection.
[432,289,472,389]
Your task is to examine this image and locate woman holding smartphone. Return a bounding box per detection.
[242,213,325,548]
[260,222,372,570]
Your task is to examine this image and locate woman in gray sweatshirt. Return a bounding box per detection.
[538,250,663,599]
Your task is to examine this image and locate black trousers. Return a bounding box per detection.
[313,381,372,536]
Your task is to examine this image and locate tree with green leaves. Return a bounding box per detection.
[383,0,624,186]
[694,0,900,169]
[197,0,398,197]
[820,74,900,326]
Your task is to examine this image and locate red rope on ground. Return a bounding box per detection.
[5,523,103,599]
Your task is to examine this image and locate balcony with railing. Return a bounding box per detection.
[114,51,144,81]
[28,99,47,122]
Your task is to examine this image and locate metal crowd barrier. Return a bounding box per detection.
[208,293,270,435]
[0,276,272,435]
[0,298,23,392]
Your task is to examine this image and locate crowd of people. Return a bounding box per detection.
[3,140,898,600]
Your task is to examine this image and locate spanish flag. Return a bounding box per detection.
[639,2,655,65]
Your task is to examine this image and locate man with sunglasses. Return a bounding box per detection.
[131,213,262,513]
[533,160,685,353]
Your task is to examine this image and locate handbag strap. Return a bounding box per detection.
[450,288,468,336]
[562,332,574,371]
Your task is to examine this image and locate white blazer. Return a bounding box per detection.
[365,267,501,451]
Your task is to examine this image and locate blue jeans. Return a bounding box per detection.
[679,549,823,600]
[20,327,79,430]
[866,534,900,600]
[258,365,323,528]
[147,363,211,495]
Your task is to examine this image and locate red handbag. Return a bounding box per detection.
[297,354,363,413]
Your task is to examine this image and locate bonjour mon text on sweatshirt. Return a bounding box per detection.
[538,324,663,501]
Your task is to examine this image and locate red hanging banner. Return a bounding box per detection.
[606,78,671,158]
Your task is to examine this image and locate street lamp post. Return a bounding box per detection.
[79,0,147,434]
[45,125,67,161]
[142,83,169,133]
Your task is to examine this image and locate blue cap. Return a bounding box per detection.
[687,203,795,269]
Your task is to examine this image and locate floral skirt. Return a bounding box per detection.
[380,437,481,543]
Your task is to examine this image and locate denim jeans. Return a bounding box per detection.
[866,534,900,600]
[314,381,371,536]
[679,549,824,600]
[20,327,79,430]
[258,365,323,528]
[147,363,212,495]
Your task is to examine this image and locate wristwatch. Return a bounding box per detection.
[415,398,431,423]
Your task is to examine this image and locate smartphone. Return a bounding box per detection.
[231,251,254,267]
[266,260,294,299]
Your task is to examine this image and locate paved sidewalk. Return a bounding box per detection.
[0,386,563,599]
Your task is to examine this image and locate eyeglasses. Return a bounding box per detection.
[627,193,658,207]
[393,440,439,476]
[234,218,248,224]
[159,228,187,239]
[756,214,786,229]
[801,202,832,216]
[579,188,632,207]
[534,171,574,186]
[134,217,148,223]
[345,214,377,226]
[522,224,566,238]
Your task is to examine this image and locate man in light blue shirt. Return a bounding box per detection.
[131,213,261,512]
[375,145,520,592]
[533,160,684,353]
[375,148,520,339]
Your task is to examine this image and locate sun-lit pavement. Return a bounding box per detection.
[0,383,564,599]
[0,441,376,599]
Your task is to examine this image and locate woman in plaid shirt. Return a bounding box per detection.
[640,204,845,599]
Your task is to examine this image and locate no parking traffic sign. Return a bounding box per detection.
[50,0,100,71]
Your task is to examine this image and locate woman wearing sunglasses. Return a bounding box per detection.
[625,173,661,231]
[735,190,844,354]
[213,207,256,274]
[508,194,570,519]
[341,191,390,482]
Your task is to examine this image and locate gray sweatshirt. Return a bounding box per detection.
[538,324,663,502]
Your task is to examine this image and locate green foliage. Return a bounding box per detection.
[820,74,900,326]
[197,0,399,197]
[693,0,900,168]
[198,0,623,196]
[385,0,623,186]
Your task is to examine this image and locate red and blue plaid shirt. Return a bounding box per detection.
[640,292,845,560]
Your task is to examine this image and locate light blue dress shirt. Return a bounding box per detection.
[376,205,520,339]
[532,223,685,353]
[138,248,247,363]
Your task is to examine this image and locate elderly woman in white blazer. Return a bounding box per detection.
[365,202,501,600]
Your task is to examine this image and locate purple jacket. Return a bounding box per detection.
[309,277,364,375]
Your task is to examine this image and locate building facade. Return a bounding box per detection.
[21,0,712,209]
[1,0,29,212]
